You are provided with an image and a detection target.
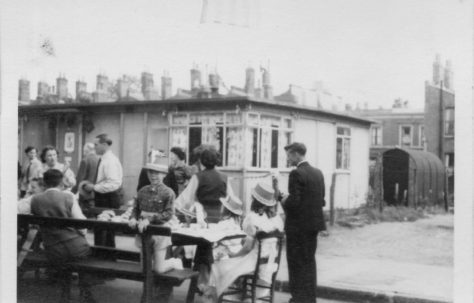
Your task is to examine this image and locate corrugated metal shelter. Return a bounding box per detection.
[382,148,446,208]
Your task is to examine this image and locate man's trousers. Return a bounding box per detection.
[286,230,319,303]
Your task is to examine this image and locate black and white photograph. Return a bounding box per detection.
[0,0,473,302]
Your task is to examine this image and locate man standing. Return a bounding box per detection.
[19,146,42,198]
[72,142,100,210]
[83,134,123,248]
[282,142,326,303]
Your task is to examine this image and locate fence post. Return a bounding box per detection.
[329,173,336,226]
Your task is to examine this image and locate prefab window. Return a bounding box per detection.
[336,126,351,170]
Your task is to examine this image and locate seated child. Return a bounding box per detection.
[128,163,183,273]
[212,195,244,261]
[203,182,284,302]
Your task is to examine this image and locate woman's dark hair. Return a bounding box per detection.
[40,146,58,163]
[170,147,186,161]
[200,148,219,169]
[43,169,63,188]
[250,198,276,218]
[24,146,37,154]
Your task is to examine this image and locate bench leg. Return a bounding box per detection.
[59,270,72,303]
[186,276,197,303]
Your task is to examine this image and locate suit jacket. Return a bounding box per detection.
[72,153,99,193]
[283,161,326,232]
[19,158,43,191]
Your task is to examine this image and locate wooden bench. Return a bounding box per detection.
[18,214,199,303]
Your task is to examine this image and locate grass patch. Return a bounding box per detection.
[334,205,446,228]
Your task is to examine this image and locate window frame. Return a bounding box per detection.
[444,108,454,137]
[399,124,413,148]
[370,125,383,146]
[336,125,351,171]
[168,111,294,169]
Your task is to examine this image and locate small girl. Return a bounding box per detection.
[203,182,284,302]
[128,163,183,273]
[212,195,244,261]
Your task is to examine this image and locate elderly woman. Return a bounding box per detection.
[37,146,76,191]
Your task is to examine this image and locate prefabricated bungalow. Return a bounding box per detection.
[19,92,372,213]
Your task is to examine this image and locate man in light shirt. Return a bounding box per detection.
[82,133,123,249]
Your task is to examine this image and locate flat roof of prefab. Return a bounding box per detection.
[18,96,374,126]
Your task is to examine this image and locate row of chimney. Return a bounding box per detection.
[432,54,453,90]
[18,66,273,103]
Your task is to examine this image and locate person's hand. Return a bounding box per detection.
[128,218,138,228]
[138,218,150,233]
[83,183,95,192]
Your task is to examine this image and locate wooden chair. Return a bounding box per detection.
[218,231,284,303]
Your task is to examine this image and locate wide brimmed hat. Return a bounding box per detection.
[251,182,276,206]
[219,195,243,216]
[78,180,94,200]
[144,163,168,173]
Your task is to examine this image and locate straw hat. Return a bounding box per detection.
[144,163,168,173]
[219,195,243,216]
[251,182,276,206]
[78,180,94,200]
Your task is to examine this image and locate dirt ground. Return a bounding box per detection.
[317,214,453,266]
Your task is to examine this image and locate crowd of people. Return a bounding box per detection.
[18,134,326,303]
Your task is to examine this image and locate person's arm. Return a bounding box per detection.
[69,194,87,235]
[229,235,256,258]
[18,196,32,214]
[282,169,303,211]
[226,179,235,197]
[94,157,122,193]
[175,175,198,210]
[63,167,77,190]
[320,171,326,207]
[72,160,87,193]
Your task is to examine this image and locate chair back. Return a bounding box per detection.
[253,230,284,287]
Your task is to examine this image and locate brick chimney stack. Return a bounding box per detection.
[209,73,219,94]
[444,60,453,90]
[261,67,273,100]
[245,67,255,96]
[141,72,154,100]
[161,71,172,100]
[96,74,109,92]
[190,65,201,92]
[76,80,87,97]
[432,54,443,85]
[37,81,50,99]
[18,79,30,103]
[56,75,68,99]
[117,76,130,99]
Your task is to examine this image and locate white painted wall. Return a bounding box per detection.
[293,118,318,167]
[349,126,370,208]
[294,117,371,210]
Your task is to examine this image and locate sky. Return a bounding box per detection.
[0,0,471,109]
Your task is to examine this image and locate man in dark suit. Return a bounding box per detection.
[282,142,326,303]
[72,142,99,210]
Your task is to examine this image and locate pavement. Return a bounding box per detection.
[275,251,453,303]
[18,234,452,303]
[17,273,352,303]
